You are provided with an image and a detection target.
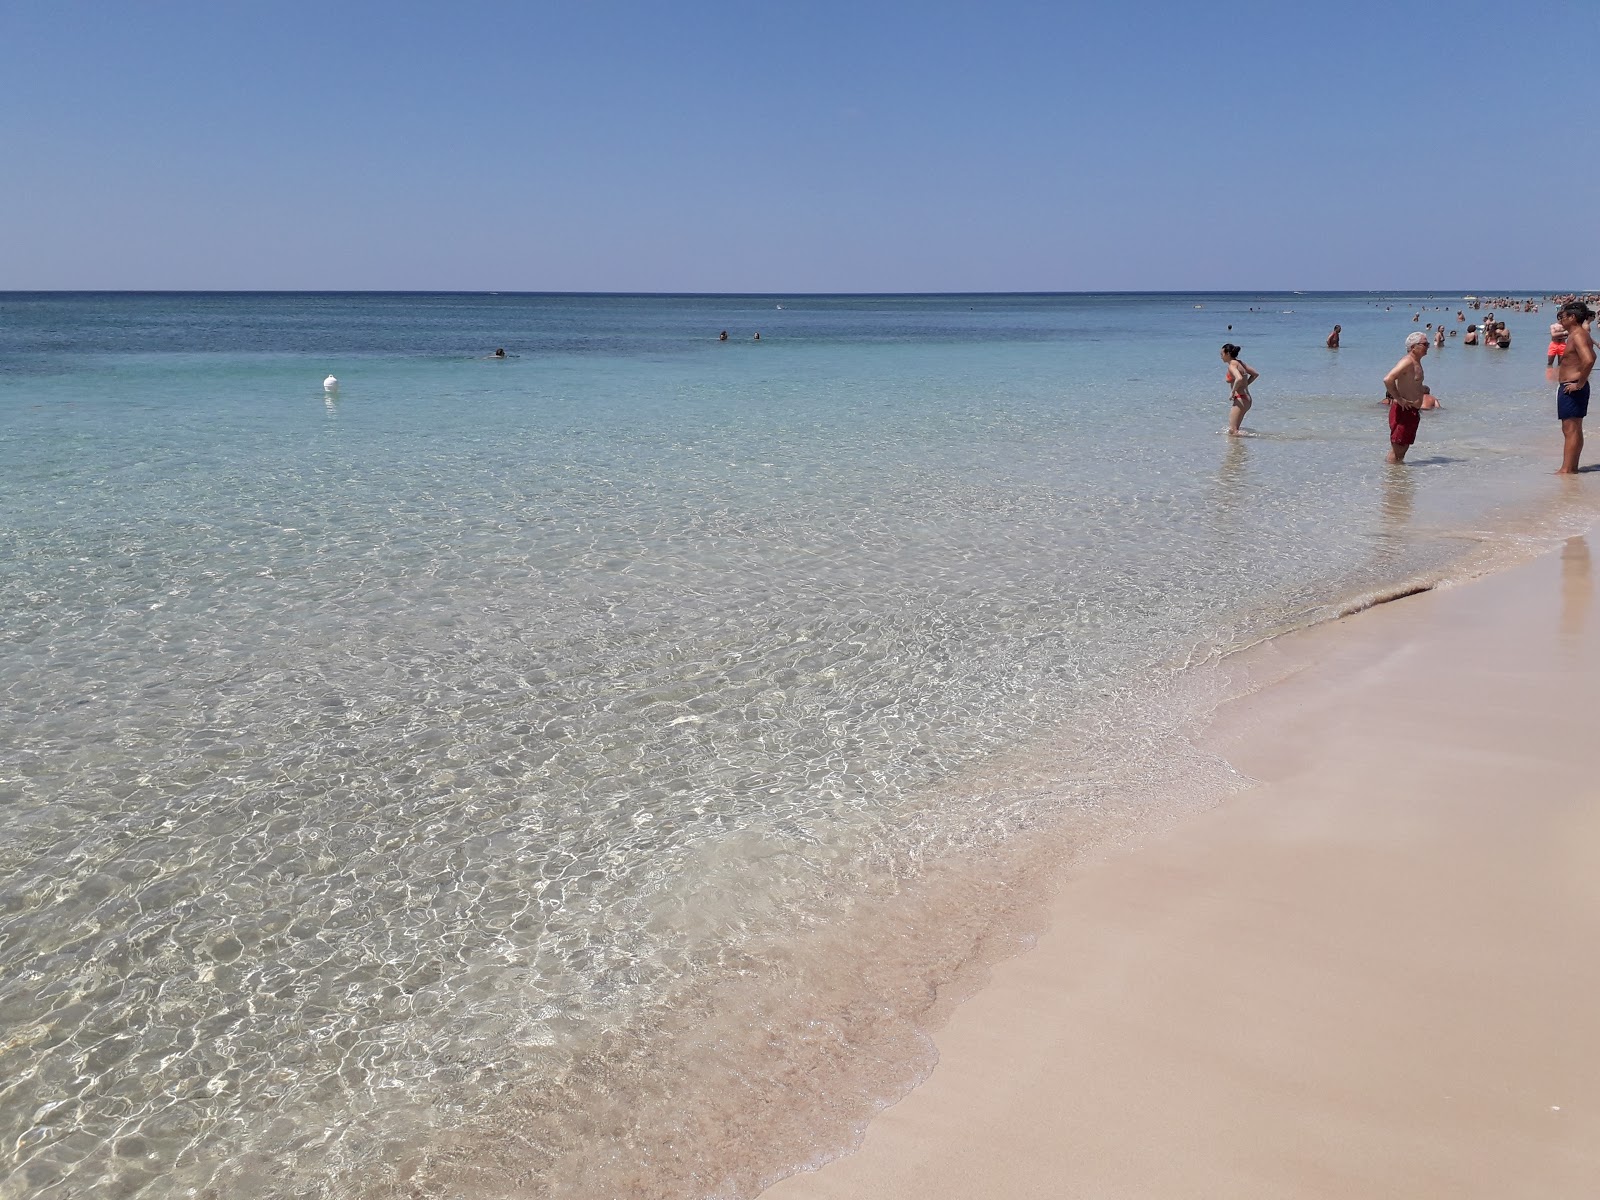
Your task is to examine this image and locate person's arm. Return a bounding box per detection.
[1242,360,1259,383]
[1382,359,1412,405]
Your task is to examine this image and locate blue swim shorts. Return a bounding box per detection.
[1558,381,1591,421]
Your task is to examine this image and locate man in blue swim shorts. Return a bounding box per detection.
[1555,300,1596,474]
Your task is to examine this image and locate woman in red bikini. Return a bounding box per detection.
[1221,343,1259,436]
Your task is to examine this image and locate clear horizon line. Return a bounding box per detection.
[0,287,1579,298]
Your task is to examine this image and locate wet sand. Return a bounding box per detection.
[765,533,1600,1199]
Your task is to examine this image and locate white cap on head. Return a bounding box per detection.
[1405,332,1428,347]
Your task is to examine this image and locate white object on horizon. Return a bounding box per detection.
[324,375,339,393]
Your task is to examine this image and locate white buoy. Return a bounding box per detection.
[323,374,339,394]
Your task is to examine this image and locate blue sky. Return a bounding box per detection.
[2,1,1594,291]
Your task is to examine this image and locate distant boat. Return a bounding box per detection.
[1194,304,1204,309]
[1464,295,1478,301]
[776,304,783,309]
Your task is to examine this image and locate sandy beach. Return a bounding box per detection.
[766,531,1600,1200]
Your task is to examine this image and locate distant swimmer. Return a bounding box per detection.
[753,332,761,341]
[1383,332,1429,464]
[492,348,506,358]
[719,330,729,341]
[1555,300,1596,474]
[1327,324,1341,348]
[1464,324,1479,345]
[1421,385,1442,410]
[1434,325,1445,348]
[1221,343,1258,437]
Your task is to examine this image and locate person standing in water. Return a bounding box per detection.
[1221,343,1258,436]
[1548,321,1568,368]
[1555,300,1596,474]
[1383,332,1429,464]
[1326,324,1341,348]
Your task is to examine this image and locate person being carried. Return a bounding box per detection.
[1382,332,1430,464]
[1327,324,1341,348]
[1555,300,1596,474]
[1220,343,1259,436]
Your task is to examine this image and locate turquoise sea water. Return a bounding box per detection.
[1,292,1591,1198]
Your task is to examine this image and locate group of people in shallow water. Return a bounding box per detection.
[1223,297,1598,473]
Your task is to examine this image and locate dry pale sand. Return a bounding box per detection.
[765,533,1600,1200]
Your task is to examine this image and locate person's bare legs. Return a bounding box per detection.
[1557,417,1584,474]
[1228,396,1250,436]
[1387,441,1410,465]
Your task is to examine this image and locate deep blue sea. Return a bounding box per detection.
[1,292,1591,1198]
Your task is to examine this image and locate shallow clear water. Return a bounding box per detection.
[1,292,1589,1197]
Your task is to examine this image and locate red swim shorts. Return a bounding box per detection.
[1389,401,1421,446]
